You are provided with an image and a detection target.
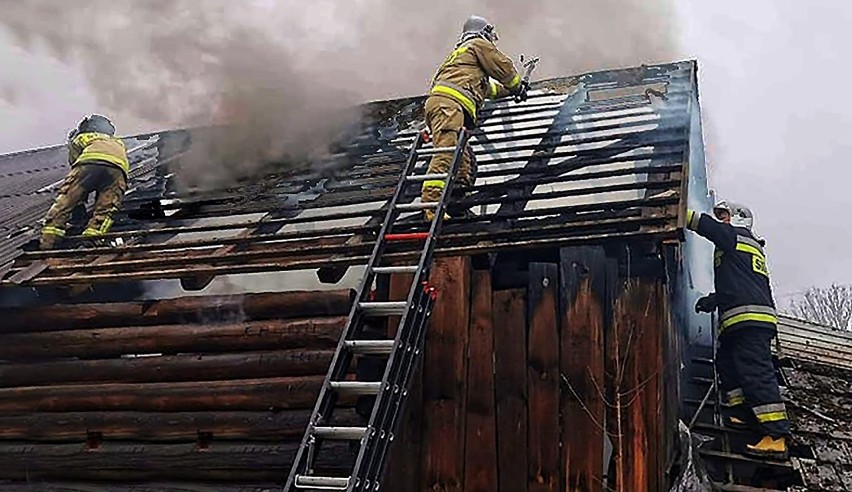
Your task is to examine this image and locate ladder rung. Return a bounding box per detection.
[395,201,438,211]
[313,426,369,440]
[417,146,456,156]
[372,265,418,274]
[359,301,408,316]
[345,339,396,355]
[330,381,382,395]
[294,475,350,489]
[384,232,429,242]
[405,173,449,183]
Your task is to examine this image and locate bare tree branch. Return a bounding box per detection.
[785,283,852,331]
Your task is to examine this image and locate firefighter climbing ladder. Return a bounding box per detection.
[284,129,470,491]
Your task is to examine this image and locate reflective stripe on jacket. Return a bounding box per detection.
[430,38,521,122]
[70,132,130,175]
[687,209,777,333]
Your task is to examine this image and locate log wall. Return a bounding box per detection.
[0,290,355,490]
[0,247,680,491]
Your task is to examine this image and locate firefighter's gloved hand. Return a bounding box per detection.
[695,294,718,313]
[513,80,530,103]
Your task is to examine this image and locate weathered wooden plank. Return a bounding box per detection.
[492,289,528,492]
[384,271,423,490]
[0,290,353,333]
[0,350,336,387]
[464,270,498,492]
[0,377,332,413]
[421,256,470,492]
[0,483,280,492]
[559,247,609,492]
[0,409,359,442]
[527,262,560,492]
[0,441,350,481]
[608,279,668,492]
[0,317,345,361]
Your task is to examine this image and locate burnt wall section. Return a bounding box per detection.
[0,290,354,490]
[387,245,680,492]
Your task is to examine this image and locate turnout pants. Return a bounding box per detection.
[41,163,127,249]
[420,95,474,205]
[717,324,790,438]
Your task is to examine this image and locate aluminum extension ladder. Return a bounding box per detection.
[284,128,471,491]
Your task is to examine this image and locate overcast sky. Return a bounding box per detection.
[1,1,850,299]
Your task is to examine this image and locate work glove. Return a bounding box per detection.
[695,293,718,313]
[513,80,530,103]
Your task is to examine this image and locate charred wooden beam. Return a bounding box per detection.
[559,247,612,492]
[13,229,680,286]
[0,441,351,482]
[0,377,334,413]
[0,349,337,387]
[527,263,560,491]
[0,409,360,443]
[0,290,353,333]
[421,257,471,491]
[492,289,528,492]
[0,482,281,492]
[0,317,346,361]
[463,270,498,491]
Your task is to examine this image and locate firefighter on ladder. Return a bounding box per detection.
[421,15,529,221]
[688,201,790,460]
[40,114,129,250]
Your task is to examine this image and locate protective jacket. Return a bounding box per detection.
[430,38,521,123]
[69,132,130,175]
[687,210,777,333]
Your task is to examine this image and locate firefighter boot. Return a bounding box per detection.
[744,436,788,461]
[424,210,451,222]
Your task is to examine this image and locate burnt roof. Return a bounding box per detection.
[0,61,698,288]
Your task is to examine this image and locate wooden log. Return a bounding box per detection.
[0,441,351,481]
[384,271,423,491]
[0,290,353,333]
[0,349,336,387]
[492,289,528,492]
[0,409,360,443]
[527,263,560,492]
[421,257,470,492]
[0,377,333,413]
[559,247,610,492]
[0,483,281,492]
[0,317,346,361]
[464,270,498,491]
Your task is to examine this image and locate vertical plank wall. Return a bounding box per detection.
[386,249,677,492]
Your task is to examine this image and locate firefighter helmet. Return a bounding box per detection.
[77,114,116,136]
[460,15,498,44]
[713,200,754,230]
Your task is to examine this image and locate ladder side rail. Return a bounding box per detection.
[284,133,426,491]
[353,129,470,490]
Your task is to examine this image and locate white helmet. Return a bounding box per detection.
[713,200,754,230]
[460,15,498,45]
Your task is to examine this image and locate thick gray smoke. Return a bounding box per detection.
[0,0,679,188]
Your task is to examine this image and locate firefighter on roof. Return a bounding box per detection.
[421,15,529,221]
[40,114,129,250]
[688,201,789,460]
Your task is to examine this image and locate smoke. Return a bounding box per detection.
[0,0,680,188]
